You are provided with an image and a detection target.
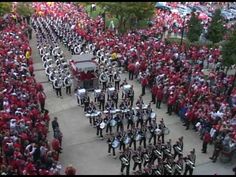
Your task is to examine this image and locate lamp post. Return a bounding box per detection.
[180,15,186,47]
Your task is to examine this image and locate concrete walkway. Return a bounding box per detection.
[30,29,235,175]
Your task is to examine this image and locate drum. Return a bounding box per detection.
[91,111,101,118]
[110,119,117,127]
[135,134,142,141]
[110,109,116,114]
[150,112,156,119]
[142,105,148,110]
[124,136,131,145]
[103,110,109,114]
[100,121,106,129]
[112,139,120,148]
[85,113,91,117]
[164,127,170,135]
[122,109,129,113]
[123,84,131,93]
[154,128,162,135]
[107,87,115,96]
[94,89,101,98]
[115,109,121,113]
[78,89,86,99]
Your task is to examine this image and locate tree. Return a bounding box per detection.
[187,12,203,42]
[16,2,34,18]
[222,28,236,96]
[97,2,155,33]
[206,9,225,43]
[0,2,12,16]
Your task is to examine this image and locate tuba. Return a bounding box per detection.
[99,72,108,83]
[175,163,182,173]
[154,149,162,159]
[174,145,183,155]
[143,153,150,162]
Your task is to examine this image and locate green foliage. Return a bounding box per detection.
[97,2,155,33]
[16,2,34,17]
[222,29,236,67]
[206,9,225,43]
[0,2,12,16]
[187,12,203,42]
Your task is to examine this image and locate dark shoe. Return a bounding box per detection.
[185,128,189,130]
[212,160,216,163]
[209,157,213,160]
[202,151,206,153]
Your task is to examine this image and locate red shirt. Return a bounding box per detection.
[203,132,211,143]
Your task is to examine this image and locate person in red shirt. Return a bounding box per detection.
[65,164,76,175]
[128,63,135,80]
[151,84,157,104]
[156,86,164,109]
[51,138,62,154]
[37,90,46,113]
[167,93,175,115]
[202,130,211,153]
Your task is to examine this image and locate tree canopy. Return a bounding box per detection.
[187,12,203,42]
[222,28,236,68]
[16,2,34,17]
[206,9,225,43]
[0,2,12,16]
[97,2,155,33]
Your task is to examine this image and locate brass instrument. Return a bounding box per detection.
[186,159,195,169]
[174,163,182,173]
[121,157,129,166]
[154,149,162,159]
[174,145,183,155]
[164,164,172,174]
[153,169,161,175]
[164,148,172,157]
[135,156,142,164]
[144,153,150,162]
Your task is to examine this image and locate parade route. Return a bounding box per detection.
[30,27,235,175]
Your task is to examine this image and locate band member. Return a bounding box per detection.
[163,156,174,175]
[105,100,115,111]
[121,79,128,98]
[87,101,97,126]
[142,164,153,175]
[151,141,163,164]
[126,107,135,130]
[119,99,129,110]
[139,126,147,149]
[151,84,157,104]
[136,96,144,107]
[167,93,175,115]
[98,90,105,111]
[178,136,184,151]
[163,139,172,161]
[132,148,143,172]
[128,85,134,107]
[148,120,158,145]
[184,149,196,175]
[145,103,152,126]
[63,75,72,95]
[111,89,119,108]
[120,148,131,175]
[154,160,164,175]
[99,71,108,90]
[136,106,144,128]
[107,135,116,157]
[129,127,137,150]
[173,140,183,160]
[114,71,121,90]
[157,119,166,143]
[173,155,184,175]
[54,78,63,98]
[107,67,113,82]
[118,131,126,152]
[105,113,113,134]
[142,148,151,168]
[83,92,90,112]
[96,116,104,139]
[115,113,123,132]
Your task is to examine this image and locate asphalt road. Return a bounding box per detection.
[30,28,235,175]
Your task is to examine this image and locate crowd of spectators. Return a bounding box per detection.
[0,14,64,175]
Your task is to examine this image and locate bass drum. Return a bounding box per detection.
[100,121,106,129]
[146,131,152,139]
[135,134,142,141]
[123,136,131,145]
[110,119,117,127]
[112,139,120,149]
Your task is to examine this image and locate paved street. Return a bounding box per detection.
[30,29,235,175]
